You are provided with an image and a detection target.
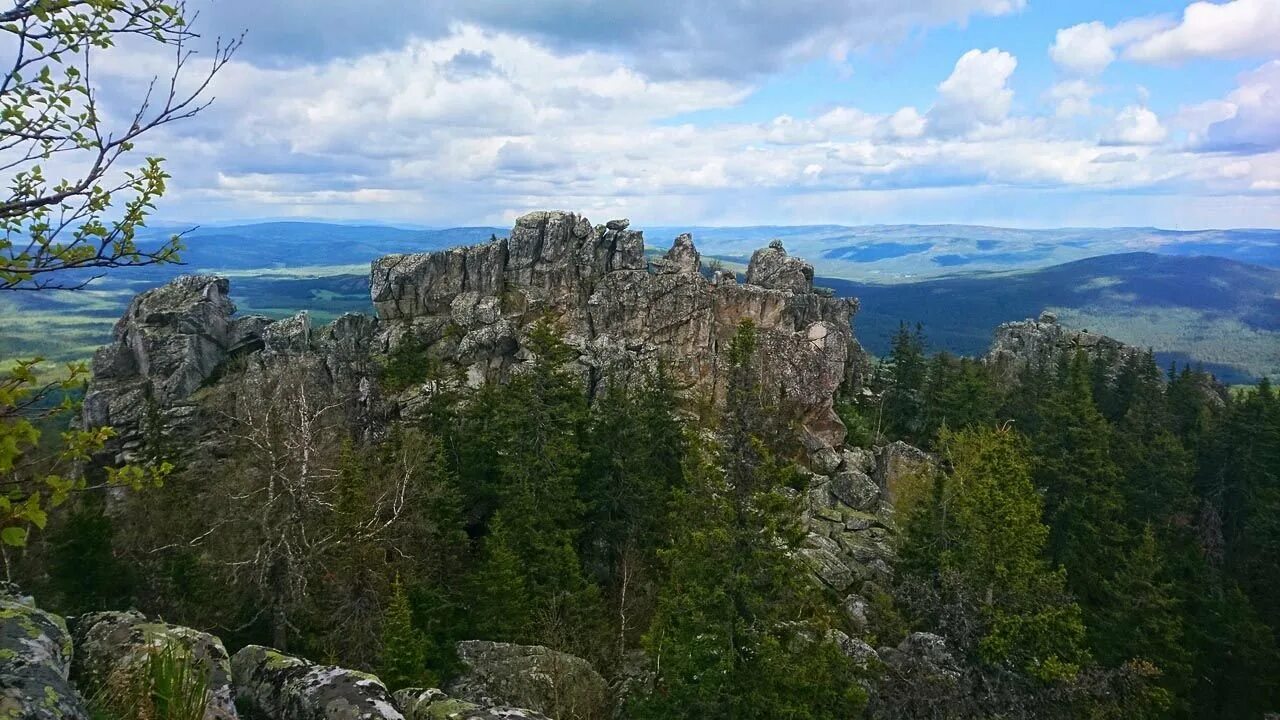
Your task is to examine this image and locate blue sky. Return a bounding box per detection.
[96,0,1280,228]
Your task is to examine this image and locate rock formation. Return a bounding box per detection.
[395,688,552,720]
[70,610,238,720]
[1,587,88,720]
[231,645,403,720]
[985,310,1135,381]
[447,641,608,720]
[76,211,915,709]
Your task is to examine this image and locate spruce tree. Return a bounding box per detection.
[932,426,1088,681]
[633,321,864,720]
[463,319,602,650]
[380,577,433,691]
[1031,350,1130,653]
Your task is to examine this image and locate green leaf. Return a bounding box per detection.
[1,526,28,547]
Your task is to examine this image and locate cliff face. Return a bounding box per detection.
[370,211,858,452]
[85,210,861,468]
[80,210,903,658]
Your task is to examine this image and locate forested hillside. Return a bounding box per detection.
[829,252,1280,383]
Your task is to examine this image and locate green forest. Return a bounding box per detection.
[7,318,1278,719]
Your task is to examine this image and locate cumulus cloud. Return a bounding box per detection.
[1103,106,1169,145]
[71,9,1277,226]
[1049,18,1172,75]
[1128,0,1280,63]
[927,48,1018,135]
[1046,80,1098,117]
[198,0,1027,80]
[1198,60,1280,152]
[1051,1,1278,76]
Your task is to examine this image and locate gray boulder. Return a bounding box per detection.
[83,275,240,431]
[393,688,551,720]
[0,591,88,720]
[447,641,607,720]
[745,239,814,293]
[69,610,237,720]
[875,441,936,507]
[231,645,402,720]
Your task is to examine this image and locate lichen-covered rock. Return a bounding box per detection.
[393,688,552,720]
[447,641,606,720]
[83,275,240,432]
[232,645,402,720]
[0,591,88,720]
[875,441,936,508]
[745,239,814,293]
[69,610,237,720]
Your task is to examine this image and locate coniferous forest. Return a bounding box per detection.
[7,318,1277,719]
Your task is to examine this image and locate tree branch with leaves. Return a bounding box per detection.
[0,0,239,552]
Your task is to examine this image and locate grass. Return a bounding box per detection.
[89,639,212,720]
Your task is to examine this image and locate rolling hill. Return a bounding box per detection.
[822,252,1280,383]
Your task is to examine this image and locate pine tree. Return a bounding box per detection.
[633,321,864,720]
[581,364,687,652]
[884,321,928,440]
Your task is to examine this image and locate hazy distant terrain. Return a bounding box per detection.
[4,221,1277,383]
[827,253,1280,384]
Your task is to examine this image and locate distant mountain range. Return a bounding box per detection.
[824,252,1280,384]
[6,221,1277,384]
[131,221,1280,280]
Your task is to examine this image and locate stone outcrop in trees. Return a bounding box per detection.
[446,641,607,720]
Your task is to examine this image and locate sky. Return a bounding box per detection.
[93,0,1280,228]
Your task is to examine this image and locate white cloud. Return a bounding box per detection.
[1049,18,1171,75]
[1049,22,1116,75]
[928,48,1018,135]
[200,0,1029,81]
[1051,1,1278,76]
[68,16,1277,227]
[1104,105,1169,145]
[1128,0,1280,63]
[1047,80,1098,117]
[1199,60,1280,152]
[888,107,927,138]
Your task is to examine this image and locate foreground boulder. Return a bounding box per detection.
[394,688,552,720]
[0,589,88,720]
[232,645,402,720]
[447,641,607,720]
[70,610,237,720]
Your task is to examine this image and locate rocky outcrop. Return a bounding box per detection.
[985,310,1134,382]
[874,441,937,508]
[231,645,403,720]
[0,588,88,720]
[447,641,607,720]
[81,276,265,443]
[394,688,552,720]
[84,212,860,470]
[69,610,237,720]
[745,239,814,293]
